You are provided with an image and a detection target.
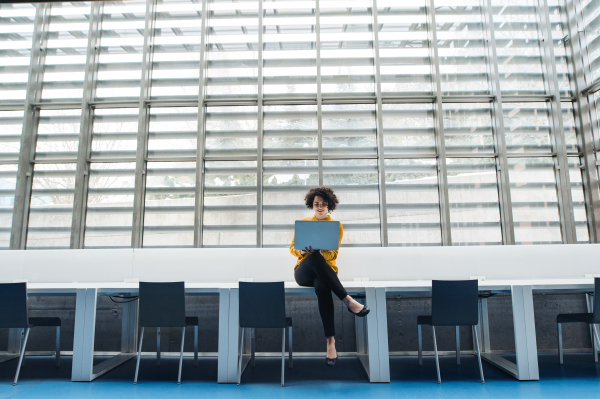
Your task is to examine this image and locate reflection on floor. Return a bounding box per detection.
[0,353,598,398]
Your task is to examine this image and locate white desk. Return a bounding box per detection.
[20,283,236,382]
[218,283,389,383]
[379,278,596,381]
[218,278,598,383]
[1,245,599,384]
[8,279,595,383]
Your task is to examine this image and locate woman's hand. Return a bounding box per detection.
[301,246,319,255]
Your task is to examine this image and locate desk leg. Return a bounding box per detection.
[72,288,137,382]
[0,329,22,364]
[121,295,138,354]
[227,288,240,383]
[475,298,491,353]
[356,287,389,383]
[72,288,97,381]
[374,287,390,383]
[218,288,250,383]
[356,289,375,381]
[480,285,539,381]
[218,288,231,383]
[8,329,22,354]
[512,285,539,380]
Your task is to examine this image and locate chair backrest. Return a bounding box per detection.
[593,278,600,324]
[431,280,479,326]
[138,282,186,328]
[0,283,29,328]
[239,281,286,328]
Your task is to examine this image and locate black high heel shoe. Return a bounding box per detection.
[326,356,337,366]
[348,305,370,317]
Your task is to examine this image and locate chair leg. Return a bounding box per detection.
[157,327,161,367]
[432,326,441,384]
[194,325,198,367]
[281,328,285,387]
[473,326,485,383]
[288,326,293,369]
[558,323,563,365]
[237,327,244,386]
[418,324,422,366]
[19,329,25,368]
[456,326,460,366]
[134,327,144,384]
[177,327,185,384]
[13,328,30,386]
[55,326,61,368]
[251,327,255,368]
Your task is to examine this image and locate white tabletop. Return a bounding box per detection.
[23,278,595,295]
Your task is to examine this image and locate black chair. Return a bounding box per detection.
[557,277,600,364]
[417,280,484,384]
[134,282,198,384]
[0,283,61,386]
[237,282,292,387]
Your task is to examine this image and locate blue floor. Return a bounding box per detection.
[0,353,599,399]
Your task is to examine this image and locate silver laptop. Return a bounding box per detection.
[294,220,340,251]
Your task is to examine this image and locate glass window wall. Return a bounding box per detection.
[0,0,594,249]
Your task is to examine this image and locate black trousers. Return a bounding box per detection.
[294,252,348,338]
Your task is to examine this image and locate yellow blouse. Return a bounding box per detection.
[289,214,344,274]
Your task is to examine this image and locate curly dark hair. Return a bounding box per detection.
[304,186,339,212]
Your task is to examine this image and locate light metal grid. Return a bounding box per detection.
[0,0,598,249]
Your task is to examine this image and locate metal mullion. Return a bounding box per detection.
[89,101,140,109]
[537,0,577,244]
[573,0,595,88]
[441,95,494,103]
[86,157,137,163]
[145,100,199,107]
[382,96,436,104]
[574,0,600,227]
[263,98,317,106]
[257,0,264,248]
[131,0,157,248]
[446,153,498,158]
[563,0,600,243]
[506,153,558,158]
[194,0,208,248]
[371,0,388,247]
[0,160,28,165]
[10,4,51,250]
[29,158,80,164]
[587,93,600,157]
[501,95,553,103]
[322,154,377,160]
[146,157,196,163]
[581,80,600,95]
[316,0,323,185]
[0,103,26,111]
[482,0,515,245]
[381,154,438,160]
[321,95,376,104]
[70,2,102,249]
[204,100,258,107]
[426,0,452,246]
[31,102,83,109]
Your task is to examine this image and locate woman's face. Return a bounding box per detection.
[313,195,329,219]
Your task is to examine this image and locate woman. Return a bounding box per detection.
[289,186,369,366]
